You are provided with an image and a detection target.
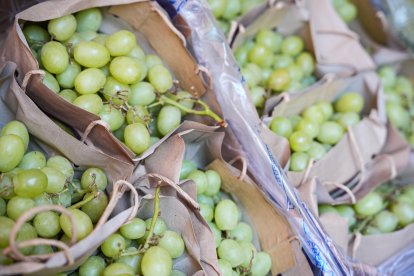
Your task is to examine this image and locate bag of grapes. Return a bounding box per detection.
[148,127,312,275]
[1,0,224,164]
[263,72,410,203]
[0,62,145,275]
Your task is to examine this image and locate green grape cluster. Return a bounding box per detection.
[234,29,316,110]
[180,160,272,276]
[378,66,414,147]
[319,182,414,235]
[207,0,264,33]
[23,8,222,156]
[331,0,357,24]
[65,212,186,276]
[0,120,109,264]
[269,92,364,172]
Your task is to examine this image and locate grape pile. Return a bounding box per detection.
[378,66,414,147]
[23,8,222,155]
[180,160,272,276]
[234,29,316,110]
[65,187,186,276]
[319,182,414,235]
[207,0,264,33]
[331,0,357,24]
[0,120,109,264]
[269,92,365,172]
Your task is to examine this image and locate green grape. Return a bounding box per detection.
[318,204,338,215]
[261,68,273,83]
[229,222,253,242]
[242,63,262,88]
[180,160,197,180]
[118,247,143,274]
[33,193,53,206]
[126,105,149,125]
[215,199,239,231]
[338,2,357,23]
[23,24,50,46]
[239,241,256,268]
[144,217,167,239]
[250,252,272,276]
[48,14,77,41]
[374,210,398,233]
[42,71,60,93]
[60,209,93,241]
[150,137,160,146]
[52,190,72,207]
[306,142,327,161]
[296,52,315,76]
[80,167,107,191]
[286,64,303,82]
[0,174,15,199]
[81,192,108,223]
[41,167,66,193]
[79,256,106,276]
[0,216,14,248]
[188,170,208,195]
[281,35,304,57]
[6,196,35,220]
[41,41,69,74]
[289,115,302,130]
[99,104,125,131]
[33,211,61,238]
[392,202,414,226]
[316,121,344,145]
[102,76,131,106]
[336,205,356,227]
[273,54,294,69]
[354,192,383,216]
[248,44,274,68]
[13,169,48,198]
[101,233,126,257]
[218,239,243,267]
[234,47,249,66]
[128,45,145,60]
[250,86,266,108]
[103,262,134,276]
[129,82,156,106]
[176,90,194,115]
[269,116,292,138]
[0,198,5,216]
[296,118,320,139]
[207,0,228,17]
[47,155,74,180]
[145,54,163,69]
[289,131,312,152]
[76,8,102,32]
[364,226,381,235]
[59,89,78,103]
[74,41,110,68]
[403,186,414,202]
[64,33,85,51]
[120,218,146,239]
[256,29,283,53]
[16,223,37,255]
[396,193,414,205]
[141,246,172,276]
[267,68,290,91]
[222,0,241,20]
[335,112,360,128]
[100,64,109,76]
[114,123,126,141]
[56,61,81,89]
[218,259,233,276]
[148,65,173,93]
[157,106,182,136]
[33,244,54,255]
[124,123,150,155]
[334,92,364,113]
[302,105,325,124]
[205,170,222,196]
[110,56,145,84]
[92,34,108,45]
[158,230,185,259]
[105,30,136,57]
[1,120,29,150]
[74,68,106,94]
[395,76,413,96]
[208,222,222,248]
[316,101,334,120]
[73,94,103,115]
[387,102,410,130]
[200,203,214,222]
[77,31,98,41]
[289,152,310,172]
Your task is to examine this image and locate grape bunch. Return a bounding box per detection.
[378,66,414,147]
[63,188,186,276]
[207,0,264,33]
[269,92,365,172]
[180,160,272,276]
[23,8,222,155]
[234,29,316,111]
[331,0,357,24]
[319,182,414,235]
[0,120,109,264]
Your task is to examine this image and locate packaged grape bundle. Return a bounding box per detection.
[263,72,410,203]
[1,0,224,164]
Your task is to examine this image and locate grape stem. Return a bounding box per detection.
[143,186,161,250]
[68,191,98,209]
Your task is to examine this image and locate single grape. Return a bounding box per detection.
[80,167,107,191]
[354,192,383,216]
[256,29,283,53]
[74,68,106,94]
[76,8,102,32]
[386,102,410,130]
[0,198,5,216]
[242,63,262,88]
[281,35,304,56]
[145,54,163,69]
[34,211,61,238]
[336,205,356,227]
[103,262,134,276]
[302,105,325,124]
[59,89,78,103]
[157,106,182,136]
[338,2,357,23]
[215,199,239,231]
[110,56,145,84]
[79,256,106,276]
[218,259,233,276]
[124,123,151,155]
[250,86,266,108]
[374,210,398,233]
[120,218,146,239]
[318,204,338,215]
[188,170,208,195]
[141,246,172,276]
[48,14,77,41]
[296,118,320,139]
[207,0,228,17]
[129,82,156,106]
[247,44,274,68]
[273,54,294,69]
[316,121,344,145]
[289,152,310,172]
[335,112,360,128]
[1,120,29,150]
[334,92,364,113]
[6,196,35,220]
[148,65,173,93]
[289,131,312,152]
[296,52,315,76]
[158,230,185,258]
[60,209,93,241]
[32,244,54,255]
[33,193,53,206]
[208,222,222,248]
[179,159,197,179]
[81,191,108,223]
[269,116,292,138]
[41,167,66,193]
[16,223,38,255]
[42,71,60,93]
[105,30,136,57]
[200,203,214,222]
[306,142,327,161]
[218,239,243,267]
[47,155,74,180]
[101,233,126,258]
[0,216,14,248]
[128,45,145,60]
[41,41,69,74]
[73,94,103,115]
[267,69,290,91]
[99,104,125,131]
[316,101,334,120]
[143,217,167,239]
[23,24,50,46]
[250,251,272,276]
[102,76,131,106]
[239,241,257,268]
[392,202,414,226]
[56,61,81,89]
[205,170,222,196]
[13,169,48,198]
[222,0,241,20]
[229,222,253,242]
[74,41,110,68]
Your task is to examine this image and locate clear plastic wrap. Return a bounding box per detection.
[167,0,357,274]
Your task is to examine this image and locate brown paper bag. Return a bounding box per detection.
[1,0,210,163]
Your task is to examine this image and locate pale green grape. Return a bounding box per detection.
[124,123,150,155]
[157,106,181,136]
[148,65,173,93]
[1,120,29,150]
[41,41,69,74]
[105,30,136,57]
[48,14,77,42]
[74,41,110,68]
[76,8,102,32]
[42,71,60,93]
[56,61,81,89]
[99,104,125,131]
[73,94,103,115]
[215,199,239,231]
